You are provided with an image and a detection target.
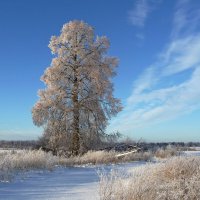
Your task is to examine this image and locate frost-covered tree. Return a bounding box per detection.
[32,21,122,155]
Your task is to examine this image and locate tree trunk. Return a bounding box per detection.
[71,54,80,155]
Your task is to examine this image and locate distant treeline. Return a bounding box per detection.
[138,142,200,151]
[0,140,199,150]
[0,140,38,149]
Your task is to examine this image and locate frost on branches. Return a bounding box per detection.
[32,21,122,155]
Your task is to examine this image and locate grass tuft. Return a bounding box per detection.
[99,156,200,200]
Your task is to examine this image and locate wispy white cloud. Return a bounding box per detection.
[128,0,161,27]
[108,0,200,135]
[135,33,145,40]
[129,0,149,27]
[109,65,200,134]
[171,0,200,39]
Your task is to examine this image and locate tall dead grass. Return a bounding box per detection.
[59,150,118,166]
[154,145,179,158]
[0,150,58,181]
[59,150,153,166]
[99,156,200,200]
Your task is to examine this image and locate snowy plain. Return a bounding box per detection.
[182,150,200,156]
[0,160,146,200]
[1,150,200,200]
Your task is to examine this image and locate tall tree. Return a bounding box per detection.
[32,21,122,155]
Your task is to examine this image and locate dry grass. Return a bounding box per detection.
[122,151,152,162]
[59,150,117,166]
[99,156,200,200]
[59,150,153,166]
[154,145,179,159]
[0,150,58,181]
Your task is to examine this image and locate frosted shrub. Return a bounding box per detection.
[155,145,179,158]
[0,155,13,182]
[59,151,118,166]
[80,151,117,165]
[0,150,58,182]
[122,151,152,162]
[99,156,200,200]
[59,150,157,166]
[12,150,58,170]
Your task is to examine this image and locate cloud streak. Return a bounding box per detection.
[129,0,149,27]
[108,0,200,135]
[129,0,161,27]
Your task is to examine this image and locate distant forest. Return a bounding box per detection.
[0,140,199,150]
[0,140,38,149]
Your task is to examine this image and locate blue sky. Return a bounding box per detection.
[0,0,199,141]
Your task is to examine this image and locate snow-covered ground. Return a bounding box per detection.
[190,147,200,151]
[0,161,146,200]
[1,150,200,200]
[0,148,23,154]
[182,150,200,156]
